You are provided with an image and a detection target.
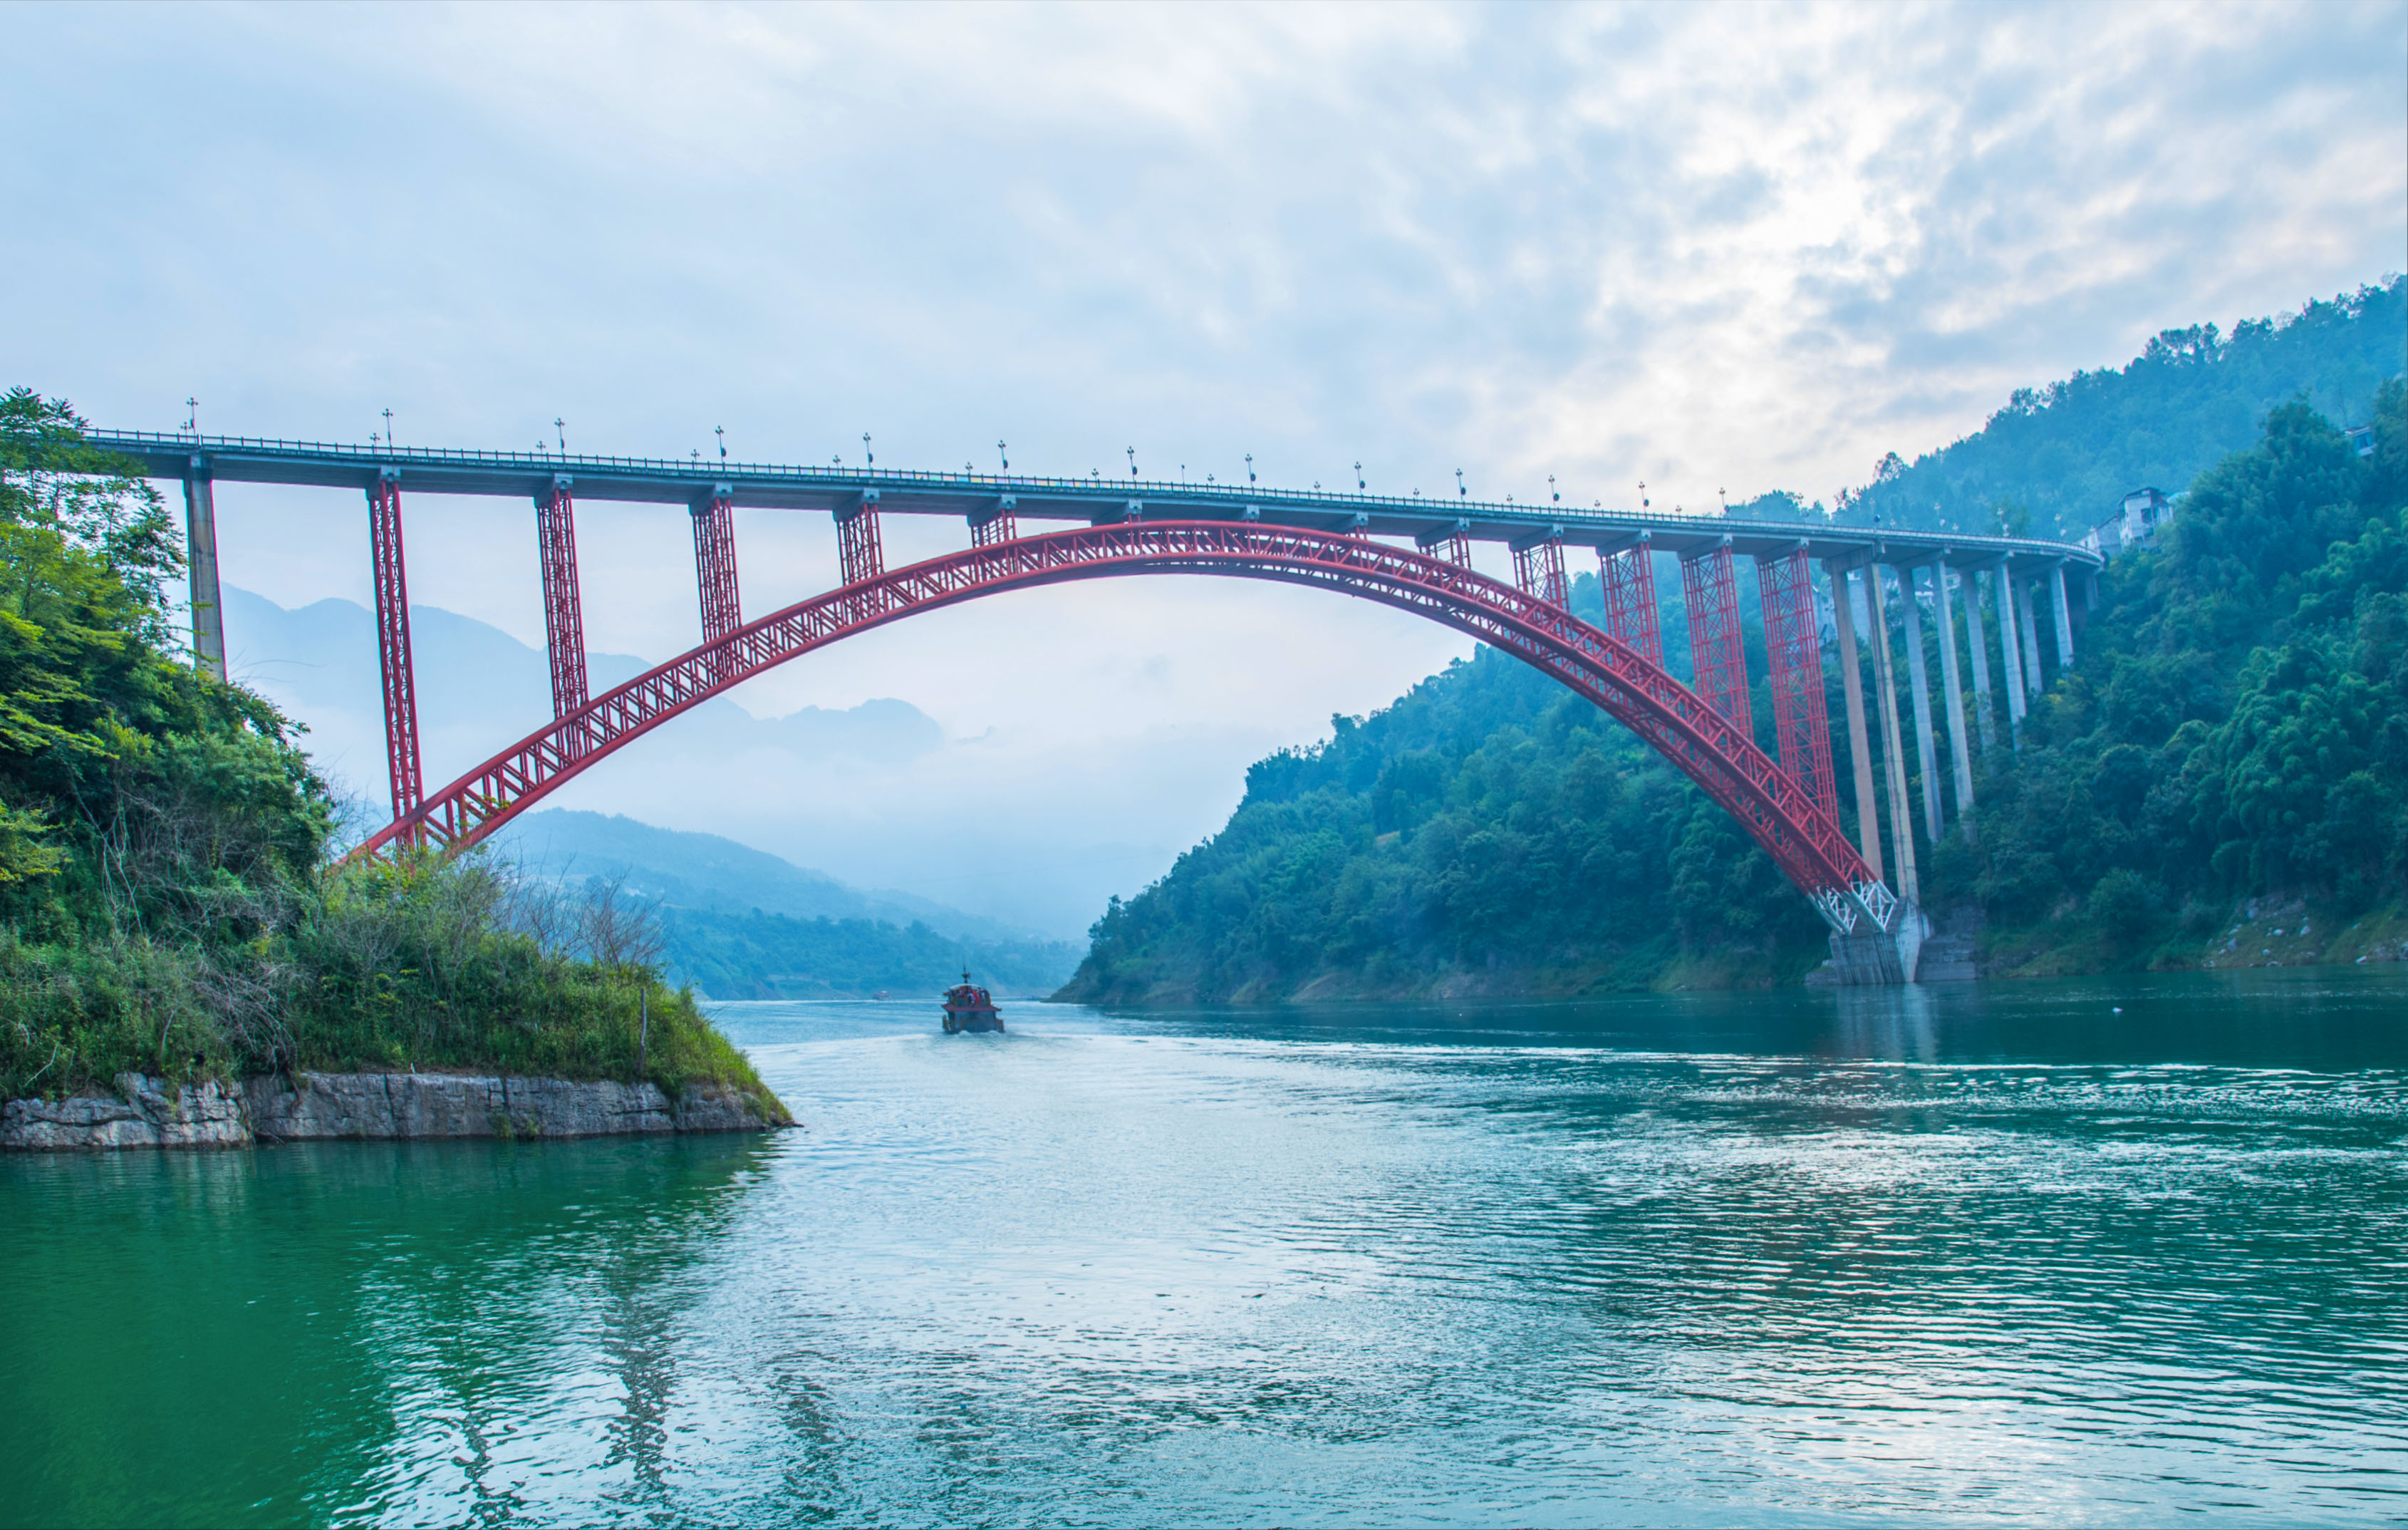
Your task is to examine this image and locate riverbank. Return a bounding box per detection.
[1,1069,794,1152]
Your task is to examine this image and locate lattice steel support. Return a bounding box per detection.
[1510,532,1569,606]
[1415,520,1473,569]
[1599,539,1662,666]
[366,470,423,829]
[1756,547,1837,823]
[970,496,1017,548]
[534,476,589,718]
[1680,539,1753,731]
[836,495,885,586]
[691,491,742,643]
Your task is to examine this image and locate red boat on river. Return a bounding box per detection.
[941,973,1005,1034]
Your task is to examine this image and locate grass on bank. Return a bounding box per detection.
[1,852,787,1120]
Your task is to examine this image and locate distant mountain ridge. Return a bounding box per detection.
[491,810,1083,1000]
[224,586,945,797]
[494,809,1043,946]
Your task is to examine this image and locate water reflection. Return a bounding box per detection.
[5,970,2404,1526]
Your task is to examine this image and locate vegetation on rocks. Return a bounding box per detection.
[0,389,781,1117]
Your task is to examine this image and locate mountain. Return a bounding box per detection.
[494,808,1043,946]
[217,584,1216,939]
[494,810,1082,1000]
[222,586,943,801]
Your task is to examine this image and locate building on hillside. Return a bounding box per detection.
[2083,487,2176,559]
[2346,424,2376,458]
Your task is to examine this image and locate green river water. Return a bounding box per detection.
[4,968,2404,1526]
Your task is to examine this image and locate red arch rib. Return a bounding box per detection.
[353,523,1894,930]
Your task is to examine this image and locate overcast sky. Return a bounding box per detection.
[5,1,2404,931]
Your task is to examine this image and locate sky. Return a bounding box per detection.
[5,1,2404,934]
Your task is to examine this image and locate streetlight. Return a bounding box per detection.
[1245,453,1255,484]
[183,397,197,434]
[1354,460,1364,491]
[716,426,726,460]
[555,417,566,452]
[863,433,873,467]
[997,440,1009,471]
[383,408,393,447]
[1127,446,1137,479]
[1455,468,1466,497]
[1639,480,1649,510]
[1550,475,1559,503]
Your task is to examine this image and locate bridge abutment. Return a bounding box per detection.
[1824,901,1931,984]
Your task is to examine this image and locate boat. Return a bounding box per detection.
[941,972,1005,1034]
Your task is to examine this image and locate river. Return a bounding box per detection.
[4,969,2404,1526]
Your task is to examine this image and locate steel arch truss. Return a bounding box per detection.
[353,523,1899,931]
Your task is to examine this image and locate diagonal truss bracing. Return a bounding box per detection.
[535,479,589,719]
[692,494,742,643]
[1511,534,1568,606]
[353,523,1894,931]
[837,500,885,586]
[1756,547,1838,823]
[1599,544,1662,667]
[366,472,422,827]
[1680,540,1753,732]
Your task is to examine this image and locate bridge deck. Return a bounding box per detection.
[91,429,2100,572]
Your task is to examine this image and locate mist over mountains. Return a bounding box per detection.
[219,584,1189,937]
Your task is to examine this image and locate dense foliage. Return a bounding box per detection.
[1064,291,2408,1001]
[1937,382,2407,968]
[0,392,777,1110]
[1837,279,2402,539]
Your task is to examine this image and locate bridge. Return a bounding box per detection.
[95,428,2102,983]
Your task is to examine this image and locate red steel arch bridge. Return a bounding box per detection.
[95,429,2102,984]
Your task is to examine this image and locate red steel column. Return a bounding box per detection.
[534,475,588,718]
[836,492,885,585]
[1415,519,1473,568]
[692,487,742,645]
[1756,547,1838,823]
[969,495,1017,548]
[1680,537,1753,731]
[1599,537,1662,666]
[366,470,423,829]
[1510,530,1569,606]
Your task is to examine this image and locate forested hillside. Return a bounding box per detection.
[0,391,772,1108]
[1061,290,2408,1002]
[1952,385,2407,972]
[1841,278,2402,539]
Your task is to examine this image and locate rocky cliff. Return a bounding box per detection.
[2,1070,791,1152]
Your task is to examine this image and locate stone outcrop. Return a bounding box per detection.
[2,1074,251,1152]
[3,1071,787,1151]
